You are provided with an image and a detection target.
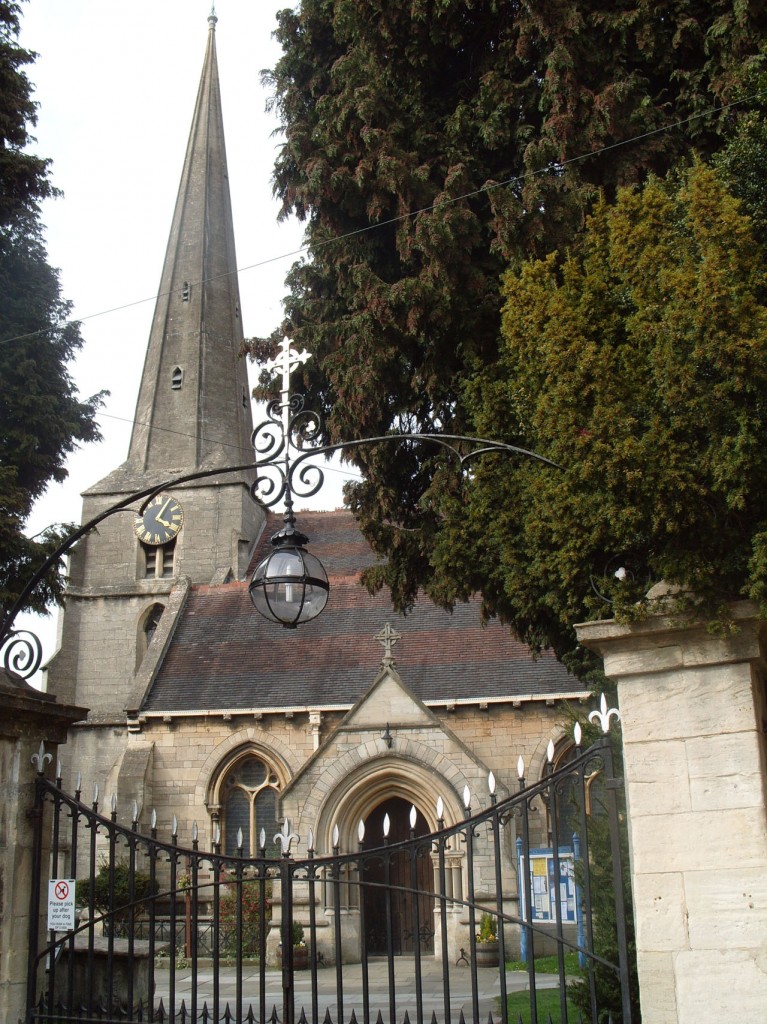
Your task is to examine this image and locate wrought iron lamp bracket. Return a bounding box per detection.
[251,427,560,514]
[251,337,558,515]
[1,337,559,670]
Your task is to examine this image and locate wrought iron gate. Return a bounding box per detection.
[27,713,633,1024]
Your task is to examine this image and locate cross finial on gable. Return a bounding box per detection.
[375,622,402,667]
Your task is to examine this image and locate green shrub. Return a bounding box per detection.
[218,873,271,958]
[76,859,157,922]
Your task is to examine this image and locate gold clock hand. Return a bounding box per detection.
[155,498,174,528]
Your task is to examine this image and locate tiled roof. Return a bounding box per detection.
[246,508,380,576]
[141,510,582,712]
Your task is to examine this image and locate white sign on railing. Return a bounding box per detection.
[47,879,76,931]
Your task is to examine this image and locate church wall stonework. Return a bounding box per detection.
[121,701,569,851]
[94,692,574,965]
[45,478,264,803]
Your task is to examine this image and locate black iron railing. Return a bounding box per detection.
[27,724,632,1024]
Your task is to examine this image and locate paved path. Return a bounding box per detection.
[155,958,561,1022]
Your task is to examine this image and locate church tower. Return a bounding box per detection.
[46,13,265,788]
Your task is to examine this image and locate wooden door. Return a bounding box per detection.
[362,797,434,955]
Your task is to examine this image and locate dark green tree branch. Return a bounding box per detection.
[0,0,103,615]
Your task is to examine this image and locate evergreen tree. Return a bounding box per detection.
[0,1,102,617]
[442,161,767,667]
[714,56,767,243]
[258,1,767,635]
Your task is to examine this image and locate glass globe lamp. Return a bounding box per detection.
[249,522,329,628]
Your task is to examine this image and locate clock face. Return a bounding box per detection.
[134,494,184,546]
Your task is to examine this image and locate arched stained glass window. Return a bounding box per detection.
[222,755,280,857]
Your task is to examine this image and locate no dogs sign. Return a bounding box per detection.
[47,879,76,931]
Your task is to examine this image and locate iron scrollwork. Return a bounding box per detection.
[1,336,558,677]
[250,337,558,513]
[3,629,43,680]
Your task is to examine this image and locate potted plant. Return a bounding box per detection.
[278,921,309,970]
[475,912,499,967]
[291,921,309,970]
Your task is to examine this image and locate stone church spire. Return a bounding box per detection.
[127,13,252,474]
[48,15,265,718]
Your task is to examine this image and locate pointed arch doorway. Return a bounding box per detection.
[362,797,435,955]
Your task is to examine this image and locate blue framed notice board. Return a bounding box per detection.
[519,847,577,923]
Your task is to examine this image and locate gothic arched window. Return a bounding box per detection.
[144,603,165,647]
[136,602,167,669]
[222,755,280,858]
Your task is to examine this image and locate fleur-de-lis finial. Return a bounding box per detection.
[589,693,621,734]
[274,817,300,856]
[31,741,52,774]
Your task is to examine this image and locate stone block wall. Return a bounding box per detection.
[577,600,767,1023]
[0,674,85,1024]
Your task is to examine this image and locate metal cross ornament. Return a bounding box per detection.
[262,337,311,443]
[263,336,311,397]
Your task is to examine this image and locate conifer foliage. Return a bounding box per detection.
[261,1,767,648]
[451,162,767,666]
[0,1,102,616]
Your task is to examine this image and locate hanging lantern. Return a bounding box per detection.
[249,520,329,628]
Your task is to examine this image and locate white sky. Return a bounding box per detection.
[15,0,355,677]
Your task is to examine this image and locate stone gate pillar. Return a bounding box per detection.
[576,599,767,1023]
[0,669,85,1024]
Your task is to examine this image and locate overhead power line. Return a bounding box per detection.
[0,88,763,352]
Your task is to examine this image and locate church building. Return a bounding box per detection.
[46,13,587,962]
